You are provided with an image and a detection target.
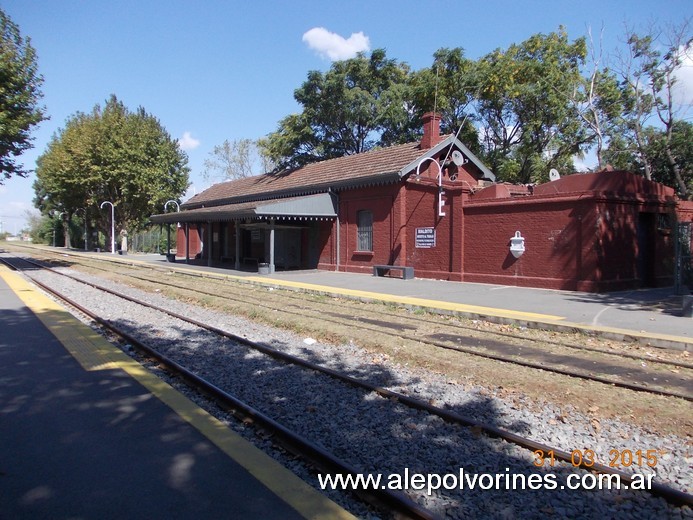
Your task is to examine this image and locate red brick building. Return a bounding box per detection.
[151,113,693,292]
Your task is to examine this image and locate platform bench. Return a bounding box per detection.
[373,265,414,280]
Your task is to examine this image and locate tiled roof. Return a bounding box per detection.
[183,140,430,209]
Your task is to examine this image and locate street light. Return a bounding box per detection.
[416,157,446,217]
[100,201,115,254]
[164,200,180,213]
[164,200,180,258]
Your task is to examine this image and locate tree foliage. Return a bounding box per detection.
[259,49,412,170]
[34,95,189,249]
[0,8,46,182]
[473,28,588,183]
[409,48,481,154]
[251,23,691,196]
[607,18,692,198]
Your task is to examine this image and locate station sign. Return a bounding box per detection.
[415,227,436,248]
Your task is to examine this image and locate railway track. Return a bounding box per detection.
[11,246,692,402]
[2,251,692,515]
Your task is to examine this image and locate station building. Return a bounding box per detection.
[150,113,693,292]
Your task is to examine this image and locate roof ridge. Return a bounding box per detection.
[184,136,452,208]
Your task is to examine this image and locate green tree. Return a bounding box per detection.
[605,121,693,197]
[571,27,625,170]
[609,19,691,199]
[474,28,587,183]
[0,8,46,182]
[409,48,480,154]
[647,121,693,195]
[259,49,412,170]
[34,95,189,251]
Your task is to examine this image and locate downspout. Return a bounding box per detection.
[185,223,190,263]
[234,220,240,270]
[330,188,340,272]
[207,221,212,267]
[269,218,275,273]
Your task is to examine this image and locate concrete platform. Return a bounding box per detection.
[0,266,353,519]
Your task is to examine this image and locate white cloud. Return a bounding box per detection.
[302,27,370,61]
[178,131,200,151]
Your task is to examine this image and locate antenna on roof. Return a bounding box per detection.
[433,65,440,117]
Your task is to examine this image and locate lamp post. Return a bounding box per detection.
[416,157,446,217]
[100,201,115,254]
[164,200,180,258]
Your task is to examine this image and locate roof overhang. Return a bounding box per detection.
[150,192,337,224]
[398,135,496,182]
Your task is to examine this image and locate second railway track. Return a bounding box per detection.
[13,247,693,402]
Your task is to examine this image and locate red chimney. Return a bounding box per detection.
[421,112,441,149]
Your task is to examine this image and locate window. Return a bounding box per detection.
[357,210,373,251]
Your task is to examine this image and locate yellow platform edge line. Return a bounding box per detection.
[124,256,564,322]
[80,254,565,322]
[0,266,355,520]
[246,275,567,322]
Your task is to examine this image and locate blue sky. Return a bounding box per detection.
[1,0,691,233]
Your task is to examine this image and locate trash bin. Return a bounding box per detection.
[258,262,270,275]
[683,295,693,318]
[166,253,176,263]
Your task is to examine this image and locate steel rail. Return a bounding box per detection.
[3,253,692,508]
[7,244,693,358]
[0,255,438,520]
[29,253,693,402]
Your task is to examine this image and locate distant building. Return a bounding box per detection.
[151,113,693,292]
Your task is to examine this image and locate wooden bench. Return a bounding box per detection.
[373,265,414,280]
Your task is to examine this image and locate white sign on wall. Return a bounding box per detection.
[415,227,436,248]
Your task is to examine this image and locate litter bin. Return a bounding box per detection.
[166,253,176,263]
[258,262,270,275]
[683,295,693,318]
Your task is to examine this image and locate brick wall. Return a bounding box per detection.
[404,183,464,281]
[315,171,683,291]
[463,195,676,291]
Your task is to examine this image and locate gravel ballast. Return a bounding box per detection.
[22,263,693,519]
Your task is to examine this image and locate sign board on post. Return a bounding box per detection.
[415,227,436,248]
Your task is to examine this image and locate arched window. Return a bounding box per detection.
[357,210,373,252]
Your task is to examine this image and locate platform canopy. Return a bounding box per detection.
[150,192,337,224]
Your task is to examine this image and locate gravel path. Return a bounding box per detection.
[26,264,693,519]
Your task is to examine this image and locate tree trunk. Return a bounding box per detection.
[63,216,71,249]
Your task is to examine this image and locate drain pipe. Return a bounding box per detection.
[330,188,340,272]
